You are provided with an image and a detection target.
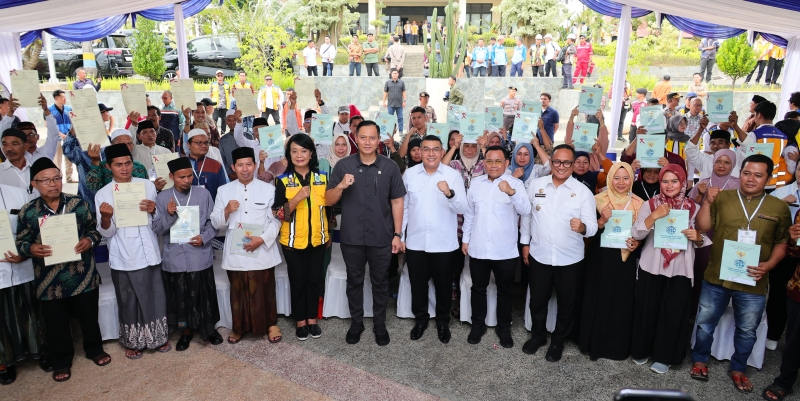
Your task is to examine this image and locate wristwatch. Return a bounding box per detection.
[393,232,402,238]
[445,190,455,199]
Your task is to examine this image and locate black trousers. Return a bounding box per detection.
[406,250,452,326]
[774,298,800,391]
[746,59,768,83]
[545,59,558,77]
[261,108,280,126]
[306,66,318,76]
[283,244,325,322]
[365,63,380,76]
[470,257,516,328]
[767,256,797,341]
[528,258,584,344]
[766,58,784,84]
[341,243,391,326]
[322,62,333,76]
[531,65,544,77]
[40,289,104,370]
[213,108,228,134]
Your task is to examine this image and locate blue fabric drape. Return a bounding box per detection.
[759,32,788,48]
[0,0,44,10]
[135,0,213,21]
[578,0,651,18]
[20,30,41,47]
[745,0,800,13]
[663,15,746,39]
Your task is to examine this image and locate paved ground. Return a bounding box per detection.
[4,280,795,400]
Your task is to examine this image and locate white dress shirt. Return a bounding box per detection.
[401,163,467,252]
[0,159,37,200]
[233,123,262,168]
[0,185,34,289]
[25,115,61,163]
[132,143,172,175]
[95,178,162,271]
[211,178,281,271]
[520,175,598,266]
[462,174,531,260]
[770,181,800,218]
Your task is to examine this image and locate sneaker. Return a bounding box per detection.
[633,357,649,365]
[650,362,670,374]
[766,339,778,351]
[308,324,322,339]
[296,325,309,341]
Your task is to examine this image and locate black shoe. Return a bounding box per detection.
[38,354,53,372]
[345,323,365,344]
[467,325,487,344]
[560,86,568,89]
[522,337,547,355]
[437,325,451,344]
[176,334,193,351]
[207,330,224,345]
[545,342,564,362]
[374,327,390,346]
[495,326,513,349]
[308,324,322,339]
[410,323,428,341]
[296,325,309,341]
[0,365,16,385]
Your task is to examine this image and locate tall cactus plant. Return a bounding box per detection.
[426,0,470,78]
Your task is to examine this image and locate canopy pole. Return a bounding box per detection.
[608,4,632,152]
[44,32,58,83]
[174,3,188,80]
[777,35,799,121]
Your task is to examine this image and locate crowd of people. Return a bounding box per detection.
[3,81,800,401]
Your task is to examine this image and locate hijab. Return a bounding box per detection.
[406,138,422,168]
[447,130,461,161]
[649,164,697,268]
[460,141,480,171]
[572,151,599,193]
[326,133,351,168]
[665,114,689,142]
[486,131,504,149]
[688,149,739,200]
[510,143,535,182]
[633,169,661,200]
[594,162,644,261]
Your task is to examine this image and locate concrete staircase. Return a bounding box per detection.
[400,44,426,77]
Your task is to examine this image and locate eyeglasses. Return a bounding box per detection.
[190,141,210,146]
[265,78,273,81]
[25,132,38,137]
[484,159,505,166]
[304,119,312,123]
[551,160,574,167]
[32,177,62,186]
[216,73,224,76]
[421,147,441,154]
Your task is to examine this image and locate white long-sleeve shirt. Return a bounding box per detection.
[233,122,262,168]
[210,178,281,271]
[684,135,750,180]
[25,115,61,163]
[95,178,161,271]
[0,184,34,289]
[520,175,598,266]
[0,159,37,200]
[462,174,531,260]
[401,163,467,252]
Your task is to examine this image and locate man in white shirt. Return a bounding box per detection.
[320,36,336,76]
[128,120,172,178]
[685,117,748,180]
[211,147,282,344]
[543,34,561,77]
[302,40,319,77]
[0,128,36,199]
[462,145,531,347]
[520,144,598,362]
[17,95,60,163]
[257,75,283,125]
[95,143,171,359]
[401,135,467,343]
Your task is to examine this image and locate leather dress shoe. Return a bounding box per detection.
[0,365,16,385]
[495,326,513,348]
[39,354,53,372]
[545,342,564,362]
[522,337,547,355]
[410,323,428,340]
[346,323,365,344]
[207,330,224,345]
[374,327,390,346]
[176,334,193,351]
[467,325,487,344]
[437,325,451,344]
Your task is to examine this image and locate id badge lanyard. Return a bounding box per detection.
[737,191,766,244]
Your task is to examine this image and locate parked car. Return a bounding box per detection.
[163,35,294,80]
[31,34,133,79]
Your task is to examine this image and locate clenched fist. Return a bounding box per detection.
[338,174,355,190]
[225,200,240,214]
[652,203,671,220]
[437,181,451,196]
[705,186,720,204]
[498,180,515,195]
[99,202,114,220]
[695,182,708,195]
[292,186,311,203]
[139,200,156,214]
[167,198,177,216]
[570,218,584,233]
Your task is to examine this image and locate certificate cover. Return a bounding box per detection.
[259,126,284,158]
[231,222,263,258]
[639,106,666,134]
[310,113,334,145]
[447,104,466,130]
[522,100,543,114]
[38,213,81,266]
[744,143,774,157]
[373,112,396,141]
[484,107,504,131]
[707,91,733,122]
[653,209,689,250]
[427,123,449,139]
[152,153,179,190]
[68,89,110,150]
[0,210,18,256]
[112,182,149,228]
[294,77,316,110]
[9,69,41,108]
[459,112,484,144]
[572,122,599,152]
[719,240,760,286]
[232,87,259,117]
[512,112,539,142]
[636,134,664,168]
[170,206,200,244]
[169,79,197,111]
[601,210,633,249]
[120,83,148,115]
[578,86,603,114]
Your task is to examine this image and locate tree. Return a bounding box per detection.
[716,33,757,88]
[426,0,469,78]
[131,17,167,81]
[493,0,566,41]
[293,0,359,44]
[22,39,43,71]
[81,42,98,78]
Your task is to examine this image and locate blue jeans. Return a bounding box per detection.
[472,66,486,77]
[387,106,404,133]
[691,280,766,372]
[509,62,524,77]
[349,62,361,76]
[491,64,506,77]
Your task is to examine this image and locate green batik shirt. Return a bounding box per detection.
[363,41,379,64]
[85,160,149,192]
[16,194,103,300]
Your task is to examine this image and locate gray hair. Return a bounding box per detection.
[75,67,85,75]
[162,90,173,97]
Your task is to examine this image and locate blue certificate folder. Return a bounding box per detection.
[601,210,632,249]
[719,240,760,286]
[636,134,663,168]
[653,209,689,250]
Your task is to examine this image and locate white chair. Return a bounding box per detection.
[273,247,292,316]
[396,263,436,318]
[523,287,558,333]
[690,300,768,369]
[459,257,498,327]
[322,242,374,318]
[212,249,233,329]
[95,261,119,340]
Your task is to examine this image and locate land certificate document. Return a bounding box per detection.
[120,83,148,114]
[9,69,41,108]
[39,213,81,266]
[112,182,148,228]
[170,79,197,111]
[601,210,633,249]
[170,206,200,244]
[653,209,689,250]
[719,240,760,286]
[231,223,262,258]
[233,87,259,117]
[69,89,109,150]
[0,211,18,256]
[152,153,180,190]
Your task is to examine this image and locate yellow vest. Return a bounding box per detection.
[210,82,231,108]
[259,86,282,111]
[278,171,329,249]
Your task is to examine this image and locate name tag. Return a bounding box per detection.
[534,193,546,198]
[738,229,757,245]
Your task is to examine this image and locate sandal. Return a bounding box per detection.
[228,333,243,344]
[90,352,111,366]
[157,342,172,353]
[268,326,282,344]
[690,364,709,381]
[729,370,754,393]
[762,384,789,401]
[53,368,71,382]
[125,349,143,360]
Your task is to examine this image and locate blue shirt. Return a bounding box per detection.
[48,104,72,135]
[472,47,489,68]
[492,44,507,65]
[537,106,559,142]
[511,45,527,64]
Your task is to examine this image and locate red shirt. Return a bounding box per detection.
[575,42,593,62]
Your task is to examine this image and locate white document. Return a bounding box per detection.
[9,69,41,108]
[233,87,260,117]
[120,83,148,115]
[68,89,109,150]
[170,79,197,111]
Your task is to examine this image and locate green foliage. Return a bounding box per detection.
[65,77,210,91]
[130,17,167,81]
[492,0,566,38]
[716,33,757,88]
[294,0,359,40]
[427,0,469,78]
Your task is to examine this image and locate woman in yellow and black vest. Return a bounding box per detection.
[272,134,330,341]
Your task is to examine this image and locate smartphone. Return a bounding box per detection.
[614,389,694,400]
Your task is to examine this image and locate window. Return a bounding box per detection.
[188,38,215,54]
[109,35,129,49]
[51,39,80,50]
[216,36,239,51]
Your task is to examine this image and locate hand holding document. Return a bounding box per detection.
[170,79,197,110]
[152,153,180,190]
[170,206,200,244]
[120,83,148,115]
[233,87,259,117]
[39,213,81,266]
[68,89,109,150]
[0,211,18,259]
[112,182,149,228]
